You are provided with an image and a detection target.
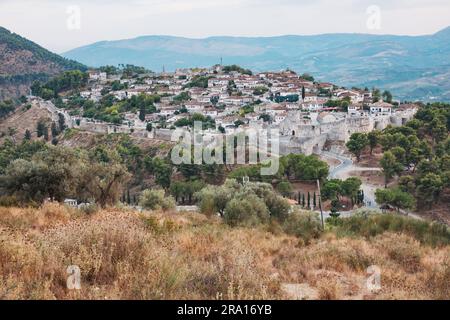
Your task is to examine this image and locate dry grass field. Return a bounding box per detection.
[0,203,449,300]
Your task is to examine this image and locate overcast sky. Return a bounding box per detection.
[1,0,449,53]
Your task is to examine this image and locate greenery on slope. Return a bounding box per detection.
[31,70,89,99]
[346,103,450,211]
[222,65,253,75]
[0,26,86,72]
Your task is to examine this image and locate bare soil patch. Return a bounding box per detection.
[0,104,51,144]
[348,170,385,187]
[358,150,383,168]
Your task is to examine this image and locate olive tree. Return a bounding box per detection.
[139,189,176,211]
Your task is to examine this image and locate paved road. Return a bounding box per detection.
[322,151,354,179]
[320,151,424,220]
[321,151,379,209]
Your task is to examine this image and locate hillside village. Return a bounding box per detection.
[0,17,449,302]
[28,65,418,156]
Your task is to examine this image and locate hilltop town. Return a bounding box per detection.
[27,64,418,157]
[0,12,449,302]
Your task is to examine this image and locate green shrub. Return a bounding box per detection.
[0,195,19,207]
[282,211,322,244]
[79,203,98,215]
[244,181,291,220]
[139,189,176,211]
[276,180,293,197]
[224,194,269,227]
[265,194,291,221]
[198,195,217,217]
[333,211,450,247]
[141,215,179,234]
[195,182,236,216]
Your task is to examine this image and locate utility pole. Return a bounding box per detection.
[317,179,325,230]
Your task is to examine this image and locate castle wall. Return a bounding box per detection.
[278,109,417,156]
[154,129,174,141]
[78,121,108,134]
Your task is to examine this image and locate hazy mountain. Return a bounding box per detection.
[0,26,86,100]
[64,27,450,101]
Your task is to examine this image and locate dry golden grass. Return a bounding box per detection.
[0,204,448,300]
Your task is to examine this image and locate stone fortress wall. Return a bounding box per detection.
[278,109,417,155]
[77,119,175,140]
[35,97,417,157]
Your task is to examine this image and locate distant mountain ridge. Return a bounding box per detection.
[63,27,450,101]
[0,26,86,100]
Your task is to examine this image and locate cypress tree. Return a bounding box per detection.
[24,129,32,140]
[313,192,317,208]
[51,122,59,138]
[307,192,311,209]
[58,113,66,132]
[37,121,46,137]
[43,127,49,141]
[139,105,146,122]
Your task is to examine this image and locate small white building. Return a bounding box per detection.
[185,102,205,113]
[370,101,393,116]
[64,199,78,207]
[348,104,363,116]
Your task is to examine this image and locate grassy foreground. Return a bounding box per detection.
[0,203,449,300]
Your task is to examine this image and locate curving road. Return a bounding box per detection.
[320,151,380,209]
[320,151,424,220]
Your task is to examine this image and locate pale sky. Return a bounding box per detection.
[1,0,449,53]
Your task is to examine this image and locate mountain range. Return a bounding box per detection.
[0,27,86,100]
[63,27,450,102]
[1,25,449,102]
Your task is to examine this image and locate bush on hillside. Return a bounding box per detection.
[333,210,450,247]
[195,180,291,223]
[139,189,176,211]
[0,195,19,207]
[224,194,270,227]
[282,211,322,244]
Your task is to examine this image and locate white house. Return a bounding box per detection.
[303,95,318,103]
[64,199,78,207]
[159,108,178,117]
[202,107,219,118]
[80,91,91,99]
[370,101,393,115]
[113,91,128,100]
[302,102,325,112]
[185,102,205,113]
[348,104,363,116]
